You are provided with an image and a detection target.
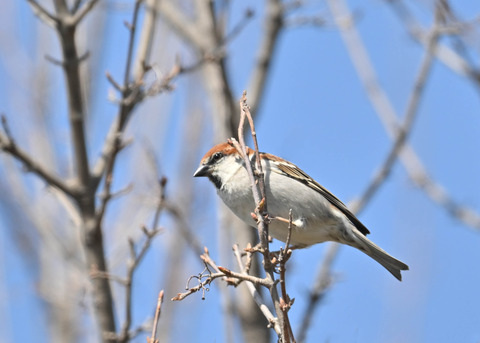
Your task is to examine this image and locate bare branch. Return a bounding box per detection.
[71,0,99,25]
[147,290,165,343]
[118,226,161,343]
[157,1,207,49]
[389,0,480,86]
[26,0,58,28]
[350,8,441,214]
[172,272,225,301]
[133,0,158,80]
[232,244,281,335]
[248,0,284,115]
[218,266,273,288]
[106,71,124,92]
[0,117,76,197]
[277,210,295,342]
[92,61,182,192]
[90,270,128,286]
[223,8,255,44]
[48,0,116,338]
[123,0,143,88]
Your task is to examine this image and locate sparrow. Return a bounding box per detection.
[194,142,409,281]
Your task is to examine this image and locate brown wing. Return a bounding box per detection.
[274,161,370,236]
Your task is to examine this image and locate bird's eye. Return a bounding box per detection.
[211,152,224,163]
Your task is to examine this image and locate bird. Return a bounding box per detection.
[194,142,409,281]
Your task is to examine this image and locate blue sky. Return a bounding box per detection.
[2,1,480,342]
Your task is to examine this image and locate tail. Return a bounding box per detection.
[349,228,409,281]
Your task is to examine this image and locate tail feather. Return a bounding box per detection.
[350,228,409,281]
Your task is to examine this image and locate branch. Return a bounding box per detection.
[71,0,99,25]
[388,0,480,86]
[26,0,58,28]
[0,118,76,197]
[174,247,233,302]
[248,0,284,115]
[232,244,281,335]
[147,290,165,343]
[223,8,255,44]
[157,1,207,49]
[350,8,441,214]
[91,0,168,197]
[50,0,115,338]
[133,0,158,80]
[54,0,91,191]
[217,266,273,288]
[172,271,225,301]
[92,60,183,192]
[277,211,295,342]
[117,175,165,342]
[118,226,161,343]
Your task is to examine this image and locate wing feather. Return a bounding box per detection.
[273,160,370,236]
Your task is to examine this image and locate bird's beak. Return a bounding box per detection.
[193,164,209,177]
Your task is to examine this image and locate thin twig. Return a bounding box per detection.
[123,0,143,88]
[0,123,76,197]
[91,0,147,225]
[174,249,232,302]
[147,290,164,343]
[92,60,186,190]
[71,0,99,25]
[350,7,441,215]
[90,270,128,286]
[157,1,207,49]
[389,0,480,86]
[133,0,158,80]
[118,176,165,343]
[218,266,273,288]
[105,72,123,92]
[26,0,59,28]
[117,227,161,343]
[200,247,223,274]
[232,244,281,335]
[247,0,284,116]
[277,209,295,342]
[172,272,225,301]
[223,8,255,44]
